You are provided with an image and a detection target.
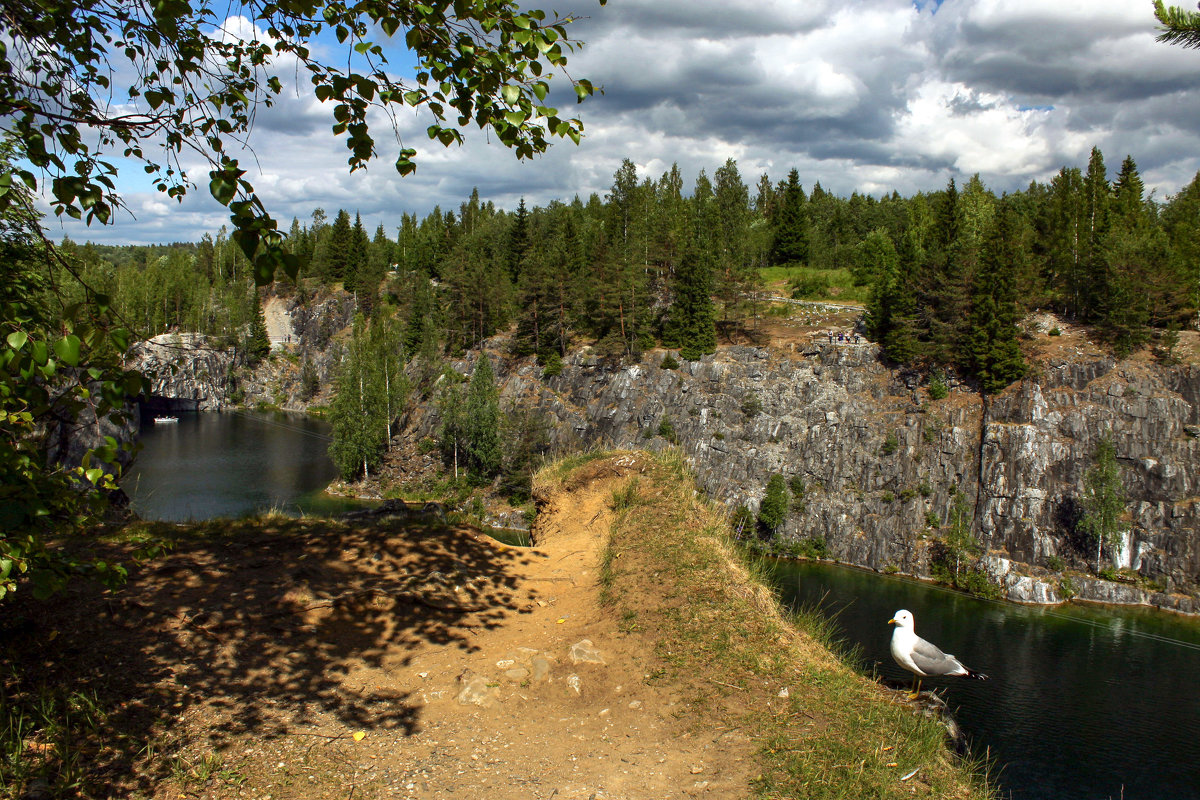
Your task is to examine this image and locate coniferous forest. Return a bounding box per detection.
[59,146,1200,479]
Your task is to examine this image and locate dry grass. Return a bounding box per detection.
[554,448,994,800]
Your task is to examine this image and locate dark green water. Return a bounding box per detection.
[772,560,1200,800]
[121,410,368,521]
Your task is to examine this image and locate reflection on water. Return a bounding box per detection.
[771,559,1200,800]
[122,411,365,521]
[485,528,532,547]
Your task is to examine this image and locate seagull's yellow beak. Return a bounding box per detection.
[888,618,897,625]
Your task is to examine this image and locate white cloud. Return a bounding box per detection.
[41,0,1200,244]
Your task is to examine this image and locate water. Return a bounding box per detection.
[121,410,366,521]
[772,560,1200,800]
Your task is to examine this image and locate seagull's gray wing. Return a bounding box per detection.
[909,635,967,677]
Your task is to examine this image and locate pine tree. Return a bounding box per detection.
[605,159,652,357]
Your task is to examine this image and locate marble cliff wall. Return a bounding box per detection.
[422,341,1199,609]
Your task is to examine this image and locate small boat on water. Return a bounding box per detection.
[154,416,179,424]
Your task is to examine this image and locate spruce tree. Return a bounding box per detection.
[663,243,717,361]
[712,158,755,319]
[967,205,1027,394]
[507,198,530,284]
[924,177,978,368]
[1081,147,1111,321]
[348,213,377,313]
[464,354,502,480]
[770,168,809,266]
[325,209,354,283]
[247,288,271,364]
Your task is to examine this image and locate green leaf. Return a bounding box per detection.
[54,335,82,366]
[209,174,236,206]
[6,331,28,350]
[501,85,520,105]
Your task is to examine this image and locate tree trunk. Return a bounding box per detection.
[384,367,392,449]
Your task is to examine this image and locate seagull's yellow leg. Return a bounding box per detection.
[907,677,922,700]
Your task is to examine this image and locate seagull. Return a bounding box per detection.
[888,609,988,698]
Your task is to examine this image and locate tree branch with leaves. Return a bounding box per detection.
[0,0,605,284]
[1154,1,1200,49]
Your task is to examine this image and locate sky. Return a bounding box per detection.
[40,0,1200,246]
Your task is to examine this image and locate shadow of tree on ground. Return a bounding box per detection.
[0,514,545,795]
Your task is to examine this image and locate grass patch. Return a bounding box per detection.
[0,671,109,796]
[570,450,992,800]
[758,267,872,305]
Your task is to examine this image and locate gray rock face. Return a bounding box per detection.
[126,333,236,411]
[426,343,1200,601]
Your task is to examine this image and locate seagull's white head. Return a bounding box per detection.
[888,609,915,629]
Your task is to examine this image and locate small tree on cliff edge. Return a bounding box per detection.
[1081,435,1126,574]
[248,289,271,364]
[758,474,790,536]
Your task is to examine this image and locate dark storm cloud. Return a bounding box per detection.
[567,0,834,39]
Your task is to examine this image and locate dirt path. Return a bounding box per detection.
[323,455,752,800]
[7,458,752,800]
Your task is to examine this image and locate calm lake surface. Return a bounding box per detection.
[772,560,1200,800]
[121,410,367,521]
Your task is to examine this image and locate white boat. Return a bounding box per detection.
[154,416,179,424]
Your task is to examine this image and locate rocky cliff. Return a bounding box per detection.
[123,290,357,413]
[126,333,237,412]
[405,339,1199,611]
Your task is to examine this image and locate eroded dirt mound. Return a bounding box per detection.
[3,455,750,799]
